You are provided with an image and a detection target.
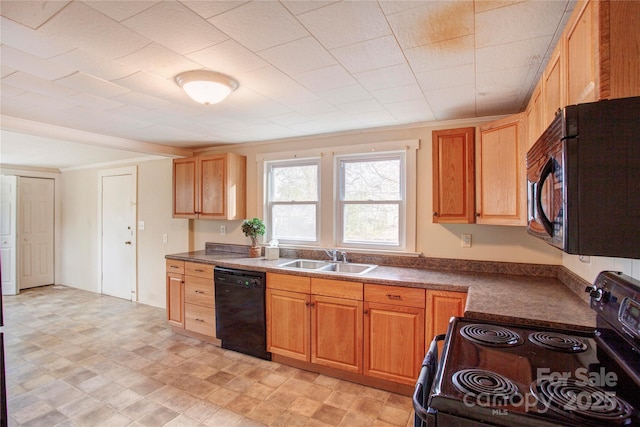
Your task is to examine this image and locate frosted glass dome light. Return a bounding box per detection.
[175,70,238,105]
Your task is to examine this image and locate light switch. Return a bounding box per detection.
[138,221,145,230]
[162,234,168,244]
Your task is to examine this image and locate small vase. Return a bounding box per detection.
[249,246,261,258]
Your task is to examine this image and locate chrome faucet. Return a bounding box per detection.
[323,249,337,261]
[340,251,348,263]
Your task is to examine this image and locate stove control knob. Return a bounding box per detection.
[590,288,604,302]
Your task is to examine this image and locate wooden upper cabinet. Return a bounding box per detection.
[476,114,526,226]
[542,47,564,130]
[525,82,543,150]
[432,127,475,223]
[173,153,246,220]
[564,0,639,105]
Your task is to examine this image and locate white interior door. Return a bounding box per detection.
[101,170,136,301]
[18,177,55,289]
[1,176,18,295]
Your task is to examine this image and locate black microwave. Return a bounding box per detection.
[526,96,640,259]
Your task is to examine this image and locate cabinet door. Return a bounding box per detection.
[266,289,310,361]
[173,157,198,219]
[526,82,543,149]
[425,290,467,345]
[476,115,526,226]
[565,0,597,105]
[542,48,563,130]
[166,273,184,328]
[199,154,226,219]
[432,128,475,223]
[311,295,363,373]
[364,302,424,385]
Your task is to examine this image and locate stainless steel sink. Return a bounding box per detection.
[277,259,377,275]
[278,259,330,269]
[319,263,377,275]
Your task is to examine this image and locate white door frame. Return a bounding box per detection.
[98,166,137,301]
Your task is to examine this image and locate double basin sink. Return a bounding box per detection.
[277,259,377,275]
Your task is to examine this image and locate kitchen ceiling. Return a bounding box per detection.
[0,0,575,169]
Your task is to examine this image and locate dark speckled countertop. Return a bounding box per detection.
[166,250,596,332]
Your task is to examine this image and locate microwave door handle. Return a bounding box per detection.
[536,157,555,237]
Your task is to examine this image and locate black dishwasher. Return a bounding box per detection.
[214,267,271,360]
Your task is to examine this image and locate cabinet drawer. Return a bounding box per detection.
[185,276,214,307]
[185,262,214,279]
[166,259,185,274]
[364,284,425,308]
[185,303,216,337]
[312,278,363,300]
[267,273,310,293]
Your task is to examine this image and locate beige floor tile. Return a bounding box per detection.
[4,286,415,427]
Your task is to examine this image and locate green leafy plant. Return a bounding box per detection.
[241,217,265,246]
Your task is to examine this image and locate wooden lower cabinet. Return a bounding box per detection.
[166,259,218,344]
[426,289,467,344]
[311,294,363,373]
[266,288,310,361]
[364,284,425,385]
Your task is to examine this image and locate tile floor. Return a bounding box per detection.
[2,285,414,426]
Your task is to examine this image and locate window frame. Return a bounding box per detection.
[335,151,407,251]
[265,157,321,246]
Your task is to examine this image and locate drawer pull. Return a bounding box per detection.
[194,269,205,272]
[195,318,204,322]
[194,290,204,294]
[386,294,402,300]
[170,265,180,269]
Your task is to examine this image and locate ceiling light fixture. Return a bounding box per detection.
[175,70,238,105]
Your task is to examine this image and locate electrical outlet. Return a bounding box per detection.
[579,255,591,264]
[461,234,472,248]
[162,234,168,244]
[138,220,145,230]
[220,225,226,235]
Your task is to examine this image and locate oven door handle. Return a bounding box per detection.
[413,333,446,423]
[536,157,555,237]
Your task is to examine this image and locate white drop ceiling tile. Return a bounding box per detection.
[50,48,138,81]
[337,99,385,115]
[1,45,75,80]
[55,72,130,99]
[315,85,372,105]
[122,2,228,55]
[351,110,397,127]
[187,39,268,76]
[239,66,318,105]
[0,82,26,98]
[1,72,77,98]
[476,36,553,73]
[116,42,202,80]
[1,65,17,78]
[38,2,150,59]
[84,1,159,22]
[291,99,338,116]
[268,112,311,127]
[0,17,73,58]
[65,92,124,110]
[476,67,530,100]
[331,35,405,74]
[281,1,338,16]
[295,65,358,92]
[476,96,520,117]
[378,0,430,16]
[372,84,423,104]
[404,35,474,73]
[0,0,70,30]
[474,1,522,14]
[425,85,476,120]
[182,1,249,19]
[387,1,474,49]
[415,64,475,92]
[110,91,171,111]
[297,1,390,50]
[209,2,308,51]
[9,90,77,112]
[126,124,209,143]
[112,71,177,100]
[475,1,568,48]
[384,98,436,123]
[354,63,416,92]
[259,37,336,75]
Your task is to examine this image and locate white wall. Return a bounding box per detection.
[59,158,189,308]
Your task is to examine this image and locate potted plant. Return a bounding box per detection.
[241,217,265,258]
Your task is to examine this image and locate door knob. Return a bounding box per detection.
[125,241,132,245]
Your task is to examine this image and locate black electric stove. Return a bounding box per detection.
[414,271,640,426]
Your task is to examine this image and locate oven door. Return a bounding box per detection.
[413,334,445,427]
[526,115,565,250]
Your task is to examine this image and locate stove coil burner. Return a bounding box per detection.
[453,369,522,405]
[460,324,524,347]
[532,378,634,425]
[528,331,588,353]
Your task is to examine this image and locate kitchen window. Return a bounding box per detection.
[337,153,405,250]
[261,139,418,253]
[266,159,320,244]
